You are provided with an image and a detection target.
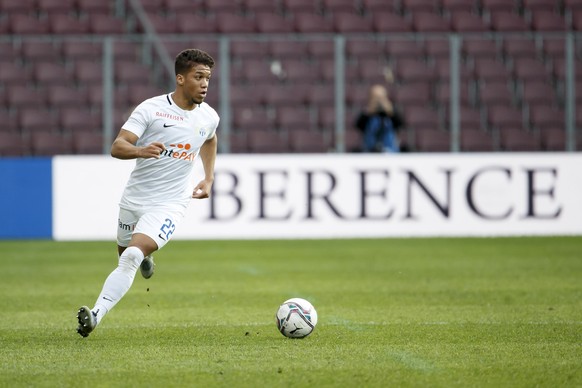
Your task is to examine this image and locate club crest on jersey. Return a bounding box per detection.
[198,127,208,137]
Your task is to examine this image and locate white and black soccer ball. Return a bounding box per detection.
[275,298,318,338]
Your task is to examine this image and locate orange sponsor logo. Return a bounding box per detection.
[162,143,196,161]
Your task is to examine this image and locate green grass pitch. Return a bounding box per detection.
[0,237,580,387]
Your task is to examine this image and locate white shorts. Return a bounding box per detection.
[117,207,186,250]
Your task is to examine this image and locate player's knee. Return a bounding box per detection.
[118,246,144,272]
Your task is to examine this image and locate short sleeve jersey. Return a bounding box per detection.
[119,93,219,210]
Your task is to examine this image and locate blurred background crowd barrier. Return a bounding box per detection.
[0,0,581,156]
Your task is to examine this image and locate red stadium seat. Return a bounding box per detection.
[450,12,490,32]
[72,131,105,154]
[425,39,450,59]
[531,12,567,31]
[10,15,51,34]
[414,128,451,152]
[216,13,256,33]
[0,0,35,14]
[243,0,280,14]
[523,0,560,13]
[529,106,565,130]
[49,14,90,34]
[392,83,433,108]
[0,63,32,86]
[30,131,73,156]
[18,108,60,133]
[0,132,29,156]
[280,60,322,84]
[247,129,290,153]
[521,82,559,108]
[60,108,102,132]
[307,40,335,58]
[36,0,75,14]
[203,0,243,14]
[540,127,566,151]
[435,82,472,108]
[413,13,452,32]
[141,14,179,34]
[294,13,335,33]
[385,39,425,59]
[62,41,103,61]
[490,12,530,31]
[402,0,441,14]
[276,107,314,130]
[481,0,519,14]
[233,106,275,131]
[231,40,270,59]
[404,106,440,130]
[487,106,524,130]
[89,15,126,34]
[395,59,437,84]
[77,0,113,15]
[47,86,89,108]
[33,63,74,85]
[345,39,382,59]
[305,84,335,106]
[22,41,61,62]
[361,0,398,13]
[513,58,552,82]
[270,40,309,59]
[115,62,153,85]
[502,37,538,59]
[499,128,541,151]
[441,0,479,14]
[473,59,511,83]
[176,13,218,33]
[372,12,414,33]
[321,0,357,14]
[478,82,514,108]
[460,128,495,151]
[6,86,48,108]
[281,0,318,14]
[289,129,329,153]
[333,13,374,33]
[463,38,499,58]
[0,111,19,133]
[74,60,104,85]
[255,13,294,33]
[228,130,249,153]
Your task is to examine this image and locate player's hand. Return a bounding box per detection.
[138,142,165,159]
[192,178,214,199]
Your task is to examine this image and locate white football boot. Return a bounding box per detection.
[76,306,97,338]
[140,255,155,279]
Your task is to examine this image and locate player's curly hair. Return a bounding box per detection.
[175,49,215,75]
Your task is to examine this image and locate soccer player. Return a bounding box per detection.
[76,49,219,337]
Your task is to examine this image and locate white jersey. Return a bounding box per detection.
[119,93,219,211]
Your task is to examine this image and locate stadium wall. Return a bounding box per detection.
[1,154,581,240]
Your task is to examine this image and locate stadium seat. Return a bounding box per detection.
[74,60,104,85]
[487,106,524,130]
[490,12,530,31]
[413,13,452,32]
[233,106,275,131]
[435,83,472,108]
[481,0,519,14]
[462,38,499,59]
[531,12,567,31]
[513,58,552,82]
[478,82,514,108]
[60,108,102,133]
[361,0,398,13]
[0,132,29,156]
[305,84,335,107]
[502,37,538,60]
[0,0,35,14]
[372,12,414,33]
[134,0,164,13]
[77,0,113,15]
[62,41,103,61]
[289,129,329,153]
[294,13,335,33]
[176,13,218,33]
[127,85,166,106]
[343,128,364,152]
[33,63,74,85]
[89,15,126,34]
[276,106,314,130]
[402,0,441,14]
[404,106,440,130]
[228,130,249,153]
[203,0,243,14]
[392,83,433,108]
[540,127,566,151]
[142,14,179,34]
[255,13,294,33]
[414,128,451,152]
[542,37,565,58]
[529,106,565,130]
[441,0,479,14]
[264,85,307,107]
[18,108,60,133]
[522,0,560,13]
[115,62,152,85]
[424,39,450,59]
[243,0,280,14]
[47,85,89,108]
[247,129,290,153]
[520,81,559,108]
[395,60,437,84]
[240,59,281,85]
[281,0,318,14]
[270,40,309,59]
[280,60,322,84]
[37,0,75,14]
[460,128,495,151]
[9,15,51,34]
[473,59,511,83]
[450,12,490,32]
[21,41,62,63]
[321,0,357,14]
[0,63,32,86]
[30,131,73,156]
[385,39,425,59]
[231,40,270,60]
[49,14,90,34]
[216,13,257,33]
[355,59,390,84]
[6,86,48,109]
[307,40,335,58]
[0,111,19,133]
[333,13,374,33]
[72,131,105,154]
[499,128,541,151]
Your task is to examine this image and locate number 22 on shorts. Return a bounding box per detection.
[158,218,175,241]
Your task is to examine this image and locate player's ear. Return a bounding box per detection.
[176,74,184,86]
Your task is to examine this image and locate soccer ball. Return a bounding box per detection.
[275,298,318,338]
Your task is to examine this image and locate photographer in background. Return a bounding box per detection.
[355,84,405,153]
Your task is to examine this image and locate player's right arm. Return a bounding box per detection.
[111,129,165,160]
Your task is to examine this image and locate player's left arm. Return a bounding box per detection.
[192,133,217,199]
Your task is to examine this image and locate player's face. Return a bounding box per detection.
[181,64,212,105]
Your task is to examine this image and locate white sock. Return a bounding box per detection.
[92,246,144,325]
